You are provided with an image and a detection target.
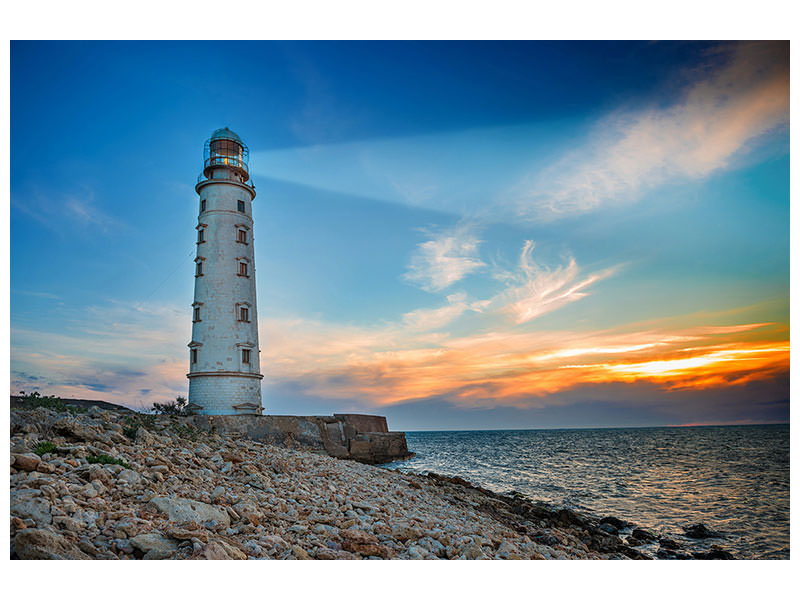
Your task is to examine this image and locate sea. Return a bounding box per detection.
[382,424,789,559]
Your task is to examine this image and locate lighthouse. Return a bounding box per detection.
[187,127,263,415]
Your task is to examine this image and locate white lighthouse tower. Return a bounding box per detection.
[187,127,263,415]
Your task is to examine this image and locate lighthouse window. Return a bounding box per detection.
[200,199,206,213]
[239,306,249,322]
[237,200,245,213]
[242,349,251,364]
[198,228,205,243]
[193,307,201,322]
[196,261,203,277]
[238,262,248,277]
[237,229,247,243]
[191,349,198,364]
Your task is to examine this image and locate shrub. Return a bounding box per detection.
[86,454,131,469]
[151,396,194,416]
[34,441,58,456]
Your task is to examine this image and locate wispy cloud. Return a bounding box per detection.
[11,289,61,300]
[403,225,486,292]
[510,41,789,220]
[252,42,788,227]
[11,186,128,237]
[489,240,616,324]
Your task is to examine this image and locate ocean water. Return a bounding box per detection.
[383,425,789,559]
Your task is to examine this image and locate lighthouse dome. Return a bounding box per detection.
[210,127,243,144]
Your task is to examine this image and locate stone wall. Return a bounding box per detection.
[188,413,413,465]
[333,414,388,433]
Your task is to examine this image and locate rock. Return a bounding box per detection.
[193,540,247,560]
[659,538,682,550]
[631,528,657,541]
[117,469,144,487]
[600,516,630,530]
[597,522,618,534]
[558,508,588,527]
[684,523,719,539]
[315,548,360,560]
[392,524,423,542]
[532,532,560,547]
[339,529,395,558]
[496,540,520,558]
[626,536,644,547]
[461,542,484,559]
[10,489,52,525]
[13,528,93,559]
[292,544,311,559]
[53,515,83,532]
[271,458,288,474]
[135,427,160,446]
[692,549,734,560]
[11,453,41,472]
[147,496,231,527]
[167,527,209,543]
[130,533,180,560]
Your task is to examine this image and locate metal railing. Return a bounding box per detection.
[197,171,255,190]
[204,155,249,173]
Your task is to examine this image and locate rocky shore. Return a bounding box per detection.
[10,404,733,560]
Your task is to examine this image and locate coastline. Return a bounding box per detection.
[11,404,732,560]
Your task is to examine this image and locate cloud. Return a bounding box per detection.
[403,225,486,292]
[252,42,788,228]
[510,41,789,220]
[489,240,617,324]
[11,289,61,300]
[12,185,129,237]
[257,263,787,410]
[10,300,190,410]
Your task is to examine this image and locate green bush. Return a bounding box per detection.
[34,441,58,456]
[86,454,131,469]
[152,396,194,416]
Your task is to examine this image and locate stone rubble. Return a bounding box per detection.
[9,405,668,560]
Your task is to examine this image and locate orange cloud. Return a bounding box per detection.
[259,315,788,408]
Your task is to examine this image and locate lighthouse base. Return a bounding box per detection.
[187,372,264,415]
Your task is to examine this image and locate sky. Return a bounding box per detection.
[9,40,789,430]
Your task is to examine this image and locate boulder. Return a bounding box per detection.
[600,516,630,529]
[292,544,311,560]
[10,489,52,526]
[11,453,41,472]
[684,523,720,539]
[117,469,144,487]
[147,496,231,527]
[631,528,657,541]
[692,549,734,560]
[339,529,395,558]
[13,528,92,559]
[135,427,161,446]
[192,540,247,560]
[598,522,618,535]
[130,533,180,560]
[659,538,682,550]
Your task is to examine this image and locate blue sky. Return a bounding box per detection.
[10,41,789,429]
